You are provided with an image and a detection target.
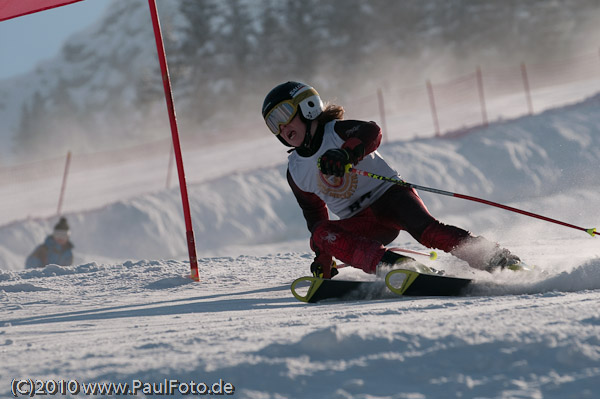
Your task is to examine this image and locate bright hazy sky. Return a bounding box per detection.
[0,0,109,80]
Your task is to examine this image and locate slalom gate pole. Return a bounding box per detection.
[148,0,199,281]
[350,168,598,237]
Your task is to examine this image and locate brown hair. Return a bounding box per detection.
[316,103,344,125]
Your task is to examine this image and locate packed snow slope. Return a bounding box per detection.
[1,94,600,398]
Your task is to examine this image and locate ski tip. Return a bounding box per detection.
[291,276,322,302]
[385,269,420,295]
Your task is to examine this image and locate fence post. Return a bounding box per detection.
[426,80,441,136]
[376,88,388,143]
[520,62,534,115]
[476,67,489,127]
[57,150,72,216]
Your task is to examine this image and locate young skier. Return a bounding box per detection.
[262,81,521,278]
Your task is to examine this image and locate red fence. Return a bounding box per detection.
[344,49,600,141]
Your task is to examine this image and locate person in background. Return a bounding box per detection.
[261,81,521,278]
[25,217,74,268]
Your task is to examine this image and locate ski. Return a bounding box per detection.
[291,268,472,303]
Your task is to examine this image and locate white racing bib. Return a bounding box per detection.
[288,120,401,218]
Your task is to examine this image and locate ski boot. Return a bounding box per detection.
[485,248,527,272]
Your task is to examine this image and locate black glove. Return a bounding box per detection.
[318,149,351,177]
[311,260,339,279]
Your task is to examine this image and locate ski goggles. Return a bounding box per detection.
[264,89,318,135]
[264,100,298,135]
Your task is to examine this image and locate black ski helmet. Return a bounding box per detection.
[262,81,324,146]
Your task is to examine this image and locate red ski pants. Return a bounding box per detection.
[310,185,472,273]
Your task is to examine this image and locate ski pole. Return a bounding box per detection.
[389,247,438,260]
[350,167,598,237]
[336,246,437,269]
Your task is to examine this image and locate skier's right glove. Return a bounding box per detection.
[309,239,339,279]
[311,259,339,279]
[318,149,351,177]
[318,139,366,177]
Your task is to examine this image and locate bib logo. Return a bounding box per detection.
[317,171,358,199]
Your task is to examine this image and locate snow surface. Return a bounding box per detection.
[1,94,600,398]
